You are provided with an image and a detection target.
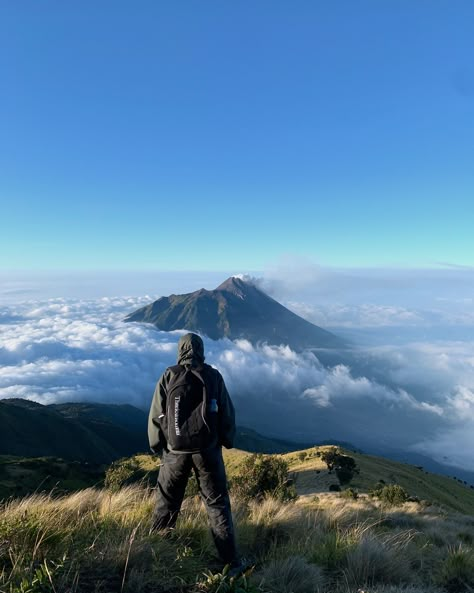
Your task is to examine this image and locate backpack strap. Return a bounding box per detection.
[189,368,209,433]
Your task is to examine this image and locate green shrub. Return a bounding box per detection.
[320,447,340,472]
[231,454,297,502]
[370,484,409,506]
[104,458,142,492]
[321,448,359,485]
[341,487,359,500]
[336,466,355,485]
[9,558,64,593]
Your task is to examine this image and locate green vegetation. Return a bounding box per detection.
[434,545,474,592]
[2,445,474,592]
[0,399,148,463]
[371,483,410,506]
[197,565,258,592]
[105,458,143,492]
[282,445,474,515]
[320,446,359,486]
[1,480,472,592]
[231,453,297,502]
[0,455,105,499]
[341,487,359,500]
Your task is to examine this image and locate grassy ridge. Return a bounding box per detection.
[3,446,474,516]
[1,484,473,592]
[1,447,474,591]
[281,447,474,515]
[222,446,474,516]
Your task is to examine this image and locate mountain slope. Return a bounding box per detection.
[281,446,474,515]
[222,445,474,515]
[124,276,344,350]
[0,399,149,463]
[108,445,474,515]
[0,455,105,499]
[0,399,311,466]
[234,427,313,454]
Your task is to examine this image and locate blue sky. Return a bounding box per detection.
[1,1,473,271]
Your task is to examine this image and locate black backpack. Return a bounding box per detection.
[160,364,218,452]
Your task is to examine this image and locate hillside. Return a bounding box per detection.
[234,427,312,454]
[112,445,474,516]
[2,398,473,512]
[1,447,474,593]
[124,276,345,350]
[0,400,315,499]
[0,399,149,463]
[0,398,310,470]
[281,446,474,515]
[0,455,105,499]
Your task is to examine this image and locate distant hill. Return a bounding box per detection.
[0,399,149,463]
[3,398,472,497]
[0,400,324,500]
[234,427,312,453]
[2,396,474,512]
[0,399,311,466]
[124,276,345,350]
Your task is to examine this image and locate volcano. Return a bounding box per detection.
[124,276,344,350]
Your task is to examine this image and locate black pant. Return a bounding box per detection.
[151,446,238,564]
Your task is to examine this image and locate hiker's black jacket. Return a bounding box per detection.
[148,334,235,454]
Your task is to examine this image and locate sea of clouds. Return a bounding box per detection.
[1,264,474,471]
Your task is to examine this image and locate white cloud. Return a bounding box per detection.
[1,295,474,470]
[302,387,332,408]
[415,425,474,472]
[286,302,426,328]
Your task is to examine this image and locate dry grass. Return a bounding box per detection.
[257,555,326,593]
[283,446,474,516]
[0,482,473,592]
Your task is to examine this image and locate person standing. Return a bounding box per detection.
[148,333,240,570]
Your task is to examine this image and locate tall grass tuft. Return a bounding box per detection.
[434,544,474,592]
[0,479,473,592]
[258,555,326,593]
[342,529,415,587]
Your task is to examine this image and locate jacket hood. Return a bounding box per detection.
[177,333,205,366]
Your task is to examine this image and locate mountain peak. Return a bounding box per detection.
[124,277,345,350]
[216,275,256,297]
